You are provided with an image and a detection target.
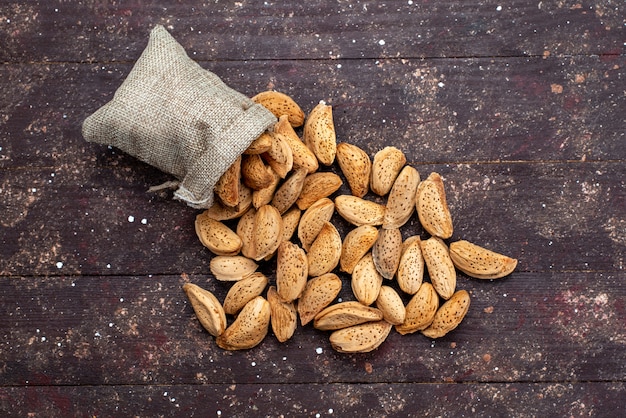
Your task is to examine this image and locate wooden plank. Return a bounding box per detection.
[1,160,624,277]
[1,382,624,417]
[1,55,623,171]
[0,0,623,63]
[1,272,624,386]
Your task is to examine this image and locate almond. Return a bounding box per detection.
[339,225,379,274]
[262,131,293,179]
[252,166,280,209]
[214,156,241,207]
[216,296,271,350]
[276,241,309,302]
[243,131,272,155]
[375,285,406,325]
[420,236,456,300]
[335,195,385,227]
[383,165,420,229]
[195,212,242,256]
[303,102,336,166]
[313,301,384,331]
[296,172,343,210]
[280,206,302,244]
[336,142,371,198]
[252,90,305,127]
[274,115,318,173]
[307,221,342,277]
[209,255,258,281]
[329,320,392,353]
[223,272,269,315]
[253,204,284,260]
[182,283,227,337]
[449,240,518,279]
[236,207,257,259]
[267,286,298,343]
[415,172,453,239]
[395,282,439,335]
[297,273,342,326]
[371,227,403,280]
[421,289,470,339]
[241,154,274,190]
[271,167,308,214]
[396,235,424,295]
[370,146,406,196]
[351,252,383,306]
[297,197,335,251]
[204,183,252,221]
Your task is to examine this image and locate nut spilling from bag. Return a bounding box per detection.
[184,91,518,352]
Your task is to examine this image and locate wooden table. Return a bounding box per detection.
[1,1,624,416]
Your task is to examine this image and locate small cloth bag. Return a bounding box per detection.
[82,25,276,208]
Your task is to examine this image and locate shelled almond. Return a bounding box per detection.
[184,90,517,353]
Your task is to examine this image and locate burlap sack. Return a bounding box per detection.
[82,25,276,208]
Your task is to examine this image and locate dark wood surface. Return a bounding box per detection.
[1,1,624,416]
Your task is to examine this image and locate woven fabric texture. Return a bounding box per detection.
[82,25,276,208]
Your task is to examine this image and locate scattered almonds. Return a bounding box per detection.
[263,131,293,179]
[314,301,384,331]
[396,235,424,295]
[335,195,385,227]
[243,131,272,155]
[242,154,274,190]
[307,221,342,277]
[252,204,284,260]
[252,90,305,128]
[336,142,371,198]
[370,146,406,196]
[274,115,319,174]
[296,171,343,210]
[371,227,403,280]
[297,197,335,251]
[395,282,439,335]
[329,320,392,353]
[383,165,420,229]
[276,240,309,302]
[280,206,302,244]
[195,211,242,256]
[236,207,257,259]
[449,240,518,279]
[339,225,379,274]
[351,252,383,306]
[183,283,227,337]
[184,91,517,352]
[209,255,258,281]
[375,285,406,325]
[267,286,298,343]
[421,289,471,339]
[298,273,343,326]
[416,172,453,239]
[304,102,336,166]
[216,296,271,350]
[223,272,269,315]
[214,155,241,207]
[421,236,457,300]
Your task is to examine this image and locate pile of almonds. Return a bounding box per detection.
[183,91,518,353]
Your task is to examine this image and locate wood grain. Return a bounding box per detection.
[1,0,623,63]
[2,382,625,417]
